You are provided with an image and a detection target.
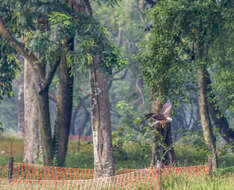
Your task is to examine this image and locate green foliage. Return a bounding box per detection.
[113,100,152,146]
[209,30,234,115]
[154,0,224,43]
[217,166,234,175]
[0,41,19,101]
[138,0,197,103]
[93,0,121,7]
[65,151,94,169]
[139,0,231,102]
[1,0,125,79]
[112,100,141,149]
[65,140,93,168]
[175,144,208,166]
[68,18,128,75]
[114,142,151,169]
[162,173,234,190]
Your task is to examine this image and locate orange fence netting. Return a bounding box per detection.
[0,163,209,190]
[10,163,209,180]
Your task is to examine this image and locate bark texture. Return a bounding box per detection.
[18,61,24,135]
[197,66,218,170]
[23,59,40,164]
[38,90,54,165]
[90,56,114,177]
[150,99,175,166]
[53,55,73,166]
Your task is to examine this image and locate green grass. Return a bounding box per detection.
[1,174,234,190]
[161,173,234,190]
[0,136,23,167]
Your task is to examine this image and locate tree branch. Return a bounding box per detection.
[112,69,128,81]
[0,18,45,79]
[73,93,91,119]
[108,69,128,90]
[0,18,61,94]
[71,94,91,135]
[38,58,61,94]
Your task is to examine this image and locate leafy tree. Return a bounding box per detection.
[77,3,126,177]
[0,0,90,165]
[208,23,234,144]
[138,1,189,165]
[140,0,234,169]
[0,0,65,165]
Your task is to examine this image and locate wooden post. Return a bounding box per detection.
[8,157,14,180]
[157,160,162,190]
[208,157,212,175]
[8,140,14,180]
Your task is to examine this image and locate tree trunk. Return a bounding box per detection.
[163,123,175,164]
[53,54,73,166]
[51,0,89,166]
[18,61,24,136]
[23,59,40,164]
[197,66,218,170]
[38,90,54,165]
[150,98,175,166]
[203,69,234,144]
[90,56,114,177]
[24,58,54,165]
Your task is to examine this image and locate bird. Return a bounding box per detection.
[142,99,172,127]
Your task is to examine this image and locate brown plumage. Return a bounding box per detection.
[142,99,172,127]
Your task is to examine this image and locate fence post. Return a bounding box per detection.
[8,156,14,180]
[156,160,162,190]
[208,157,212,175]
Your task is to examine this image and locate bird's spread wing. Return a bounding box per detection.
[141,99,172,127]
[141,113,155,123]
[152,113,165,121]
[160,99,172,118]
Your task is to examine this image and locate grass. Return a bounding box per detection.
[0,136,23,168]
[161,173,234,190]
[0,174,234,190]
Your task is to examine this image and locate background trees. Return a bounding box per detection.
[0,0,233,174]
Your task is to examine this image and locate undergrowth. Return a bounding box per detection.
[0,136,233,172]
